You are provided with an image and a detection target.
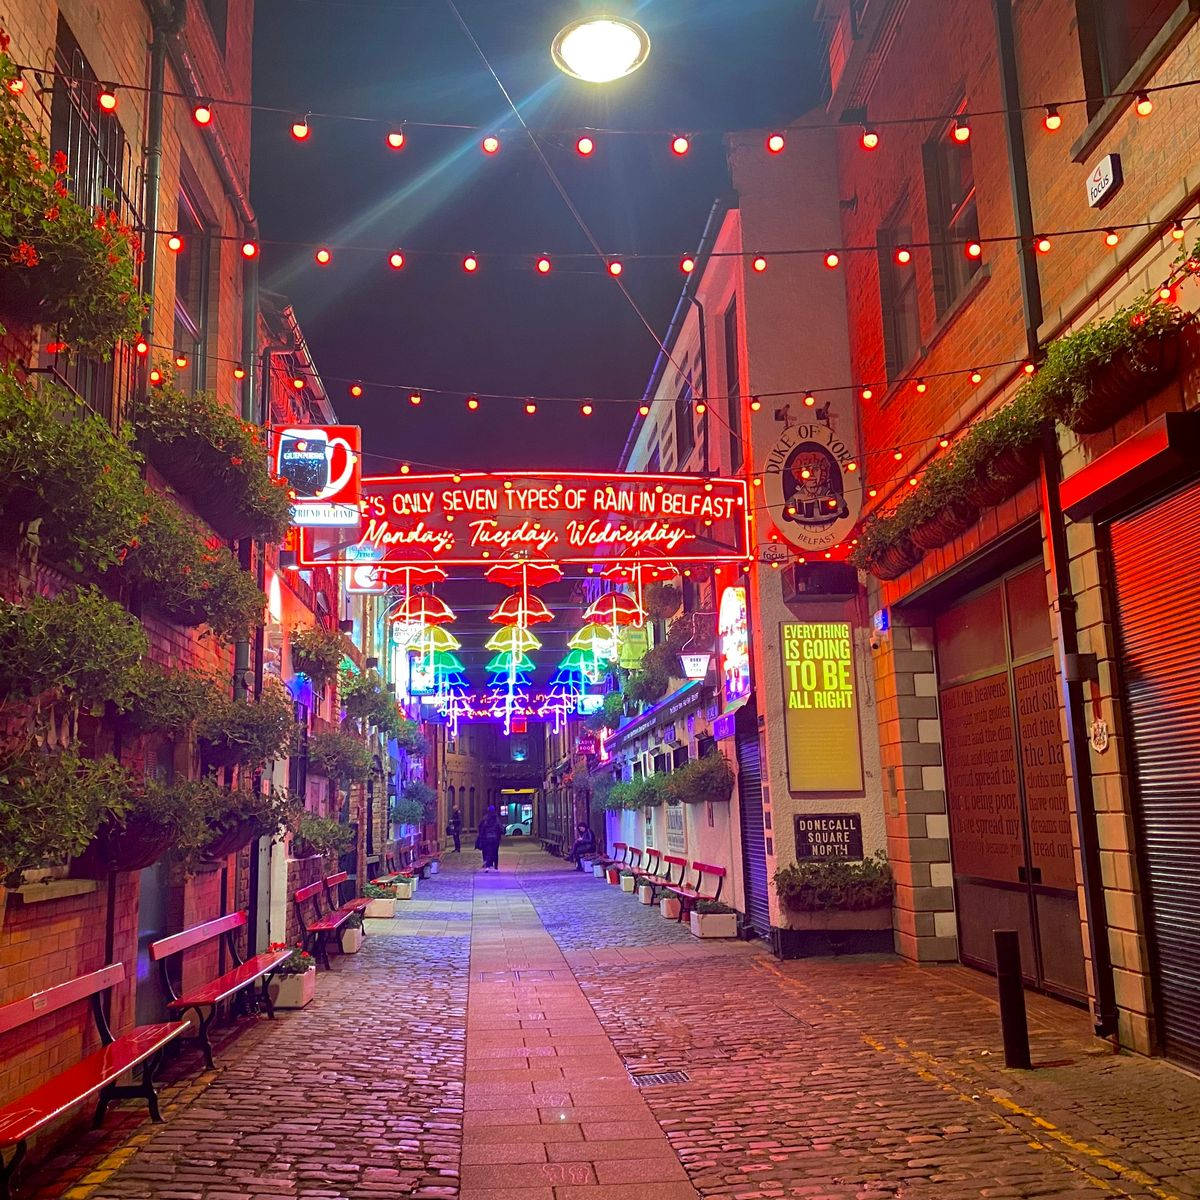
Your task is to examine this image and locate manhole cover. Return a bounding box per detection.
[631,1070,689,1086]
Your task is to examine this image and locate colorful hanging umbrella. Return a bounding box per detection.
[584,592,645,627]
[489,593,554,626]
[569,623,617,657]
[390,592,456,625]
[385,562,448,587]
[486,625,542,655]
[484,554,564,589]
[558,647,604,683]
[409,625,461,653]
[485,651,537,675]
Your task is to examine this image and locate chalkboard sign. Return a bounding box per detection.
[794,813,863,860]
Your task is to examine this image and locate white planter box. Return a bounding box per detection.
[659,897,682,920]
[268,967,315,1010]
[364,897,396,919]
[637,884,655,905]
[340,924,364,954]
[620,875,636,893]
[689,910,738,939]
[593,864,606,879]
[394,878,415,900]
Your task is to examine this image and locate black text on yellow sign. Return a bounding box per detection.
[781,621,864,793]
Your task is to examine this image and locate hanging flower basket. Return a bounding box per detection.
[72,813,177,877]
[871,537,923,580]
[1063,330,1182,435]
[909,499,979,551]
[199,815,260,861]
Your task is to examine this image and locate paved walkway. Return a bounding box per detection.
[28,843,1200,1200]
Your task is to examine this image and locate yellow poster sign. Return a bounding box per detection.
[781,621,863,792]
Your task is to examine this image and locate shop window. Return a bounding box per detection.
[724,300,743,472]
[674,358,695,462]
[877,218,921,377]
[1078,0,1178,103]
[922,113,980,318]
[174,187,213,391]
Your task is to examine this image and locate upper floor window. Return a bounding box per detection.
[922,114,980,318]
[674,358,696,463]
[876,218,921,377]
[174,187,213,391]
[1079,0,1178,101]
[200,0,229,50]
[723,300,743,472]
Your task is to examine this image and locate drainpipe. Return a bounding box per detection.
[140,7,178,348]
[993,0,1117,1038]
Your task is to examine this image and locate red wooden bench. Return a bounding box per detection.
[626,846,644,873]
[593,840,626,870]
[0,963,188,1199]
[323,870,370,924]
[630,847,663,887]
[293,879,356,970]
[644,853,688,903]
[150,911,292,1070]
[372,849,416,886]
[667,861,727,921]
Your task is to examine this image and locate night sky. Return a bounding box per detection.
[250,0,821,476]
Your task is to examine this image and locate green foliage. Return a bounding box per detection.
[604,780,639,810]
[290,624,347,688]
[196,679,296,768]
[132,376,291,542]
[0,745,134,885]
[773,852,894,912]
[625,652,670,708]
[364,882,396,899]
[401,778,438,822]
[125,776,218,855]
[663,751,735,806]
[0,587,147,709]
[292,813,354,858]
[0,367,148,573]
[119,661,222,736]
[695,899,736,915]
[390,795,424,826]
[339,669,420,749]
[393,717,427,755]
[307,728,373,781]
[192,785,304,853]
[0,54,145,353]
[123,490,264,639]
[584,689,626,734]
[269,942,316,975]
[643,581,682,619]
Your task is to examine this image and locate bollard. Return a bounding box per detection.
[993,929,1032,1069]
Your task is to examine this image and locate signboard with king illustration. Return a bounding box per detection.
[297,470,750,570]
[271,425,362,527]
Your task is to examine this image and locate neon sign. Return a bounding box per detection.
[298,471,750,569]
[271,425,361,527]
[718,585,752,709]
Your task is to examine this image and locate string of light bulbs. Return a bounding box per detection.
[149,215,1191,272]
[11,60,1198,152]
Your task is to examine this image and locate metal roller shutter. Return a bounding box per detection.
[736,707,771,935]
[1109,476,1200,1070]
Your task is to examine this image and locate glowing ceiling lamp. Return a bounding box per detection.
[551,16,651,83]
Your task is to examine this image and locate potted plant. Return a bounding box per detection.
[197,680,295,771]
[118,661,222,738]
[772,853,895,957]
[619,868,637,893]
[363,881,397,919]
[340,909,364,954]
[606,863,621,885]
[956,388,1047,507]
[289,624,347,690]
[390,795,424,830]
[193,786,303,863]
[643,581,682,619]
[266,943,317,1009]
[689,899,738,939]
[849,512,923,580]
[664,751,735,806]
[308,729,374,783]
[637,881,657,904]
[659,894,682,920]
[290,814,354,861]
[0,57,146,354]
[903,455,980,551]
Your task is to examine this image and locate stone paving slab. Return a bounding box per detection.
[23,840,1200,1200]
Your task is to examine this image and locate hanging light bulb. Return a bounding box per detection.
[1104,229,1120,247]
[409,391,422,406]
[525,401,538,415]
[386,129,406,150]
[167,234,183,253]
[680,255,696,274]
[575,135,595,156]
[766,133,785,154]
[241,240,259,259]
[938,435,950,449]
[192,100,214,127]
[695,402,707,415]
[232,364,246,379]
[894,246,912,265]
[97,84,118,112]
[399,463,411,475]
[536,255,552,274]
[1171,220,1186,241]
[1035,235,1052,254]
[803,393,816,407]
[952,117,971,143]
[482,135,500,154]
[860,387,873,401]
[6,74,26,95]
[966,240,983,259]
[915,379,927,394]
[607,260,623,276]
[134,336,149,356]
[314,247,332,265]
[1135,91,1153,117]
[824,251,840,269]
[389,250,405,269]
[750,397,762,411]
[467,395,480,410]
[463,254,479,272]
[892,449,903,461]
[1043,105,1062,131]
[149,368,163,385]
[671,135,690,156]
[290,116,311,140]
[970,369,983,384]
[580,403,593,416]
[752,255,767,273]
[349,382,364,398]
[175,352,189,369]
[638,404,650,416]
[860,127,879,150]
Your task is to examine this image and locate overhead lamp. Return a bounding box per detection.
[551,16,651,83]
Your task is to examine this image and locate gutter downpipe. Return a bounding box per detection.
[993,0,1117,1039]
[141,5,178,357]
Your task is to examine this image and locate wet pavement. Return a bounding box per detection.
[30,841,1200,1200]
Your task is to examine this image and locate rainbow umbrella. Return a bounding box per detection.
[486,625,542,655]
[569,623,617,657]
[390,592,456,625]
[409,624,461,654]
[584,592,645,627]
[485,651,536,675]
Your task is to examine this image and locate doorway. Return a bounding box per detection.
[735,701,770,935]
[936,562,1086,1001]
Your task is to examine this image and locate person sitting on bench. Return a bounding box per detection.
[568,822,596,871]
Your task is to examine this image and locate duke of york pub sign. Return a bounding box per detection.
[763,418,863,554]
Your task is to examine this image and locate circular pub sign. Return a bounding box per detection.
[763,422,862,554]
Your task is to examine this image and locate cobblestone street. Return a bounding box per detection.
[30,843,1200,1200]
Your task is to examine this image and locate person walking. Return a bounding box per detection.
[447,805,463,853]
[477,805,503,871]
[568,822,596,871]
